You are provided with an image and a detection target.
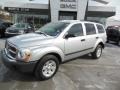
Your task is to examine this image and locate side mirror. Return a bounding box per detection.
[64,33,75,39]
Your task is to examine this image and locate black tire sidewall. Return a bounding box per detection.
[92,45,102,59]
[35,55,59,80]
[96,45,102,58]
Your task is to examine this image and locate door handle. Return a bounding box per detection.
[81,39,86,42]
[96,37,99,39]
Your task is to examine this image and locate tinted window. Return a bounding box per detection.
[107,26,119,30]
[97,24,105,33]
[107,28,119,35]
[85,23,96,35]
[12,23,26,28]
[68,24,83,37]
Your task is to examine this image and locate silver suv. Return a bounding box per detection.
[2,20,107,80]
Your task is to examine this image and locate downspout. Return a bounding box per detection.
[84,0,89,20]
[48,0,51,22]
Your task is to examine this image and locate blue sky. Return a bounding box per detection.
[0,0,120,16]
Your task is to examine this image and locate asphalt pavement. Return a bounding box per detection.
[0,38,120,90]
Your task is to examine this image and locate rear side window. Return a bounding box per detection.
[97,24,105,33]
[85,23,96,35]
[68,24,83,37]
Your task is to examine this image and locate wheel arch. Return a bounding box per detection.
[33,52,63,73]
[94,39,105,50]
[98,42,105,49]
[43,52,62,64]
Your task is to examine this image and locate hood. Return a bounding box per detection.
[7,33,55,48]
[6,27,25,33]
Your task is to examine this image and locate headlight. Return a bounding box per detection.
[17,49,32,62]
[19,30,24,34]
[5,28,9,33]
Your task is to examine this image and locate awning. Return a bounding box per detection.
[87,6,116,17]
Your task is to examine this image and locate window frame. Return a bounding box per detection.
[96,24,105,34]
[84,23,97,35]
[66,23,84,38]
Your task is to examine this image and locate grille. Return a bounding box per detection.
[6,42,17,59]
[8,29,19,33]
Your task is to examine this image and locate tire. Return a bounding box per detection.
[91,45,103,59]
[0,33,5,38]
[0,32,2,38]
[35,55,59,80]
[0,30,5,38]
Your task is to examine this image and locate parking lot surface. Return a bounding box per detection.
[0,38,120,90]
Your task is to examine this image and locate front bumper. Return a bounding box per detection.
[5,32,20,37]
[2,50,38,73]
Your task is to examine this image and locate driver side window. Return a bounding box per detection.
[68,23,83,37]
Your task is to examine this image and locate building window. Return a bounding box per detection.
[87,17,106,25]
[59,11,77,20]
[11,14,49,29]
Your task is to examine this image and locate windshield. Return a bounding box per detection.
[36,22,69,36]
[12,23,26,28]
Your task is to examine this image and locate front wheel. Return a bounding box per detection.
[35,55,59,80]
[91,45,103,59]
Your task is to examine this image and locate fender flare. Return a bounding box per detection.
[31,46,64,62]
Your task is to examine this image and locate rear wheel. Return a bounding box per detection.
[0,29,5,38]
[35,55,59,80]
[91,45,103,59]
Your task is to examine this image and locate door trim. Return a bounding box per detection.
[65,47,93,56]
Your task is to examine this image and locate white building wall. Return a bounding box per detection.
[3,0,116,23]
[50,0,88,22]
[77,0,88,20]
[50,0,59,22]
